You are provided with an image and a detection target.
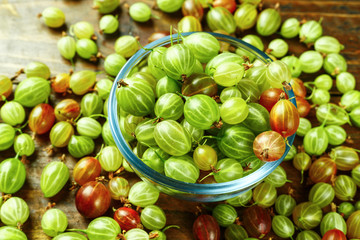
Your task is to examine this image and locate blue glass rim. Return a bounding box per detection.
[108,32,296,195]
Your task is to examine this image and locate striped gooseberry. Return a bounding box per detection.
[351,164,360,187]
[334,175,357,201]
[181,119,204,143]
[296,230,321,240]
[266,39,289,58]
[280,18,300,39]
[41,208,68,237]
[234,3,257,30]
[148,47,167,79]
[0,123,15,151]
[114,207,141,231]
[316,103,350,125]
[157,0,183,13]
[205,52,245,76]
[76,117,102,139]
[338,202,355,219]
[212,204,237,227]
[213,0,236,13]
[57,36,76,61]
[154,93,184,120]
[182,0,204,20]
[340,90,360,112]
[252,182,277,208]
[323,53,347,76]
[308,183,335,209]
[76,39,98,60]
[95,78,113,100]
[178,16,202,32]
[264,165,289,188]
[225,224,248,240]
[253,131,286,162]
[206,7,236,34]
[292,202,323,230]
[93,0,119,13]
[193,145,218,171]
[244,66,269,92]
[81,93,103,118]
[73,157,101,186]
[104,53,126,77]
[266,61,292,89]
[131,72,157,94]
[293,152,312,183]
[299,50,323,73]
[40,161,69,198]
[320,212,347,236]
[0,158,26,194]
[75,181,111,218]
[284,144,297,161]
[116,77,155,117]
[213,158,243,183]
[350,106,360,127]
[259,88,286,112]
[329,146,359,171]
[141,205,166,230]
[164,155,199,183]
[299,19,322,44]
[275,194,296,217]
[67,135,95,159]
[128,181,160,207]
[184,32,220,63]
[220,97,249,125]
[0,197,29,227]
[69,70,97,95]
[124,229,149,240]
[310,88,330,105]
[14,77,51,107]
[0,75,12,100]
[184,94,220,130]
[0,101,26,126]
[296,117,312,137]
[290,78,306,98]
[336,72,356,93]
[71,21,95,39]
[99,15,118,34]
[14,133,35,157]
[272,215,295,239]
[219,87,242,102]
[114,35,138,58]
[282,56,302,78]
[0,226,28,240]
[312,74,333,90]
[256,8,281,36]
[217,125,255,159]
[25,61,51,79]
[303,125,329,156]
[40,7,65,28]
[71,217,121,239]
[309,157,336,183]
[243,205,272,238]
[54,99,80,122]
[346,210,360,239]
[214,62,244,87]
[108,177,130,200]
[98,146,123,172]
[226,190,253,207]
[182,73,217,97]
[49,121,74,147]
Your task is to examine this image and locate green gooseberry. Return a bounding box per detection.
[206,7,236,34]
[299,50,323,73]
[299,19,323,44]
[41,208,68,237]
[350,106,360,128]
[53,232,87,240]
[256,8,281,36]
[14,77,51,107]
[76,117,102,139]
[296,117,312,137]
[14,133,35,157]
[225,224,248,240]
[128,181,160,207]
[129,2,152,22]
[0,226,28,240]
[40,161,69,198]
[102,120,116,146]
[0,123,15,151]
[296,230,321,240]
[242,34,264,51]
[50,121,74,148]
[0,197,30,227]
[93,0,119,14]
[114,35,139,58]
[267,39,288,58]
[340,90,360,112]
[71,21,95,39]
[140,205,166,230]
[308,182,335,208]
[156,0,183,13]
[303,126,328,156]
[314,36,344,54]
[275,194,296,217]
[264,165,289,188]
[95,78,113,100]
[338,202,355,219]
[323,53,347,76]
[40,7,65,28]
[324,125,346,145]
[76,39,98,60]
[320,212,347,236]
[25,61,51,79]
[234,3,257,31]
[0,101,25,126]
[226,190,253,207]
[0,75,12,100]
[313,74,333,90]
[316,103,350,125]
[80,93,103,118]
[281,55,302,77]
[183,32,220,63]
[98,145,123,172]
[99,15,118,34]
[280,17,300,38]
[311,88,330,105]
[57,36,76,60]
[0,157,26,194]
[336,72,356,93]
[212,204,237,227]
[67,135,95,158]
[272,215,295,239]
[69,70,97,95]
[104,53,126,77]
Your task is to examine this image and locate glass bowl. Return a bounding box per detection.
[108,32,296,202]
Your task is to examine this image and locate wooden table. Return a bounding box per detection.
[0,0,359,239]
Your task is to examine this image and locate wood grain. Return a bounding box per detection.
[0,0,360,239]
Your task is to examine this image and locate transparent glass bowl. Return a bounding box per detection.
[108,32,296,202]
